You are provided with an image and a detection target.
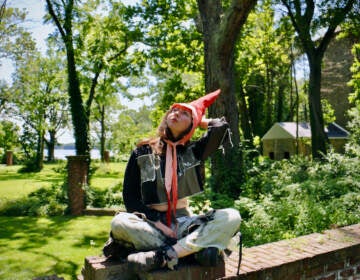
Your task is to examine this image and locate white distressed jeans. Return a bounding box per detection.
[111,208,241,252]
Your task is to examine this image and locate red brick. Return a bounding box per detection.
[349,252,360,265]
[327,261,345,272]
[318,273,336,280]
[82,224,360,280]
[340,268,355,277]
[305,265,325,277]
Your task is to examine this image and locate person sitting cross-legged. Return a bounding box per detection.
[103,89,241,272]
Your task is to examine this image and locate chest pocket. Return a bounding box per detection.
[137,154,156,184]
[177,146,201,177]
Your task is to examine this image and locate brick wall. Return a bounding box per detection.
[80,223,360,280]
[223,223,360,280]
[321,34,359,128]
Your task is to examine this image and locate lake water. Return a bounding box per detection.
[45,149,102,160]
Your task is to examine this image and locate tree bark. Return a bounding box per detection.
[197,0,256,197]
[238,86,253,143]
[35,130,45,171]
[46,129,56,162]
[45,0,90,157]
[65,37,90,156]
[307,52,328,158]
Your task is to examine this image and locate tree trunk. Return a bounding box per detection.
[66,42,90,157]
[197,0,256,198]
[46,129,56,162]
[238,86,253,143]
[276,84,285,122]
[35,130,45,171]
[307,52,328,158]
[46,0,91,158]
[100,104,106,162]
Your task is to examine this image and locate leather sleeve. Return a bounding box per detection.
[193,117,230,161]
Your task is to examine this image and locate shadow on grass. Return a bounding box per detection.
[74,234,108,249]
[0,216,109,279]
[0,216,71,247]
[92,173,122,179]
[37,251,79,280]
[0,169,63,185]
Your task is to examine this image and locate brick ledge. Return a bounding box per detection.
[223,223,360,279]
[81,223,360,279]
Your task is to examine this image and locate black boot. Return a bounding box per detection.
[102,233,134,260]
[127,245,178,272]
[194,247,222,266]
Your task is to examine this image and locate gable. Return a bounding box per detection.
[262,123,294,140]
[262,122,349,140]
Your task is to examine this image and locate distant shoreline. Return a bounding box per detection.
[55,144,75,150]
[45,148,106,160]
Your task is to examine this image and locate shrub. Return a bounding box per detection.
[231,149,360,246]
[86,183,124,208]
[0,183,68,216]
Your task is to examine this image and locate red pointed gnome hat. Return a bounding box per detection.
[170,89,221,144]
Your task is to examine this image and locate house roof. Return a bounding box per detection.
[262,122,350,140]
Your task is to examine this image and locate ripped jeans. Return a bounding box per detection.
[110,208,241,253]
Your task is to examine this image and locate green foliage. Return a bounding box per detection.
[321,98,336,125]
[109,107,155,156]
[189,188,235,215]
[234,151,360,246]
[0,120,20,151]
[236,0,295,137]
[345,107,360,156]
[348,43,360,104]
[0,6,34,60]
[86,183,124,209]
[0,149,24,165]
[0,183,68,216]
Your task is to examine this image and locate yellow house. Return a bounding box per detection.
[262,122,349,160]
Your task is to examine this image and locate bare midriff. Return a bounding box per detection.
[148,198,189,212]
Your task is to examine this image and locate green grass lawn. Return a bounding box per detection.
[90,162,126,191]
[0,161,127,279]
[0,164,64,199]
[0,215,112,280]
[0,161,126,200]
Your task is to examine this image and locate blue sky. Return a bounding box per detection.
[1,0,150,144]
[1,0,54,82]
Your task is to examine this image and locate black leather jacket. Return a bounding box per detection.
[122,118,229,221]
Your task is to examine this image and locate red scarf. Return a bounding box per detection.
[163,139,180,227]
[161,89,221,226]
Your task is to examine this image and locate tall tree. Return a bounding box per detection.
[77,1,140,161]
[91,80,123,162]
[11,49,68,170]
[280,0,357,158]
[45,0,139,159]
[196,0,256,196]
[0,6,34,66]
[45,0,90,156]
[41,45,69,162]
[0,120,20,153]
[236,1,295,140]
[126,0,256,197]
